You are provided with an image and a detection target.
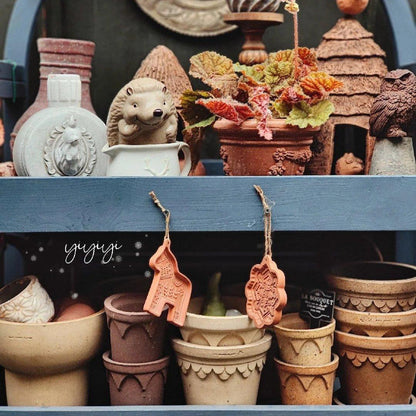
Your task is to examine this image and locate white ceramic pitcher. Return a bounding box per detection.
[102,142,192,177]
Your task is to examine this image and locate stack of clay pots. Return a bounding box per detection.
[171,296,272,405]
[327,261,416,405]
[273,313,338,405]
[103,293,169,405]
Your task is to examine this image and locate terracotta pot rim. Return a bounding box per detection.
[335,329,416,351]
[274,353,339,375]
[37,38,95,54]
[327,261,416,292]
[274,313,335,338]
[0,275,34,307]
[334,306,416,320]
[172,334,272,362]
[102,350,170,374]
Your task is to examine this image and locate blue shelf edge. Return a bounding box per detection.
[0,175,416,233]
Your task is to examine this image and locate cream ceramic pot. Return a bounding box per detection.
[102,142,191,176]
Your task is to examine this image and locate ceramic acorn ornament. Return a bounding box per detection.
[245,186,287,328]
[144,192,192,327]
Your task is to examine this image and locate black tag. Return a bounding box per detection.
[299,288,335,329]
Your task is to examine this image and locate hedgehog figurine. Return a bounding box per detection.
[107,77,178,146]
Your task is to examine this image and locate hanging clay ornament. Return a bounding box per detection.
[245,186,287,328]
[144,192,192,327]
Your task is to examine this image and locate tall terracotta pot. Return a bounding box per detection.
[214,118,319,176]
[11,38,96,150]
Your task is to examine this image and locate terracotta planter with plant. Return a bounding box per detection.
[104,293,167,363]
[181,0,342,175]
[335,330,416,404]
[273,313,335,366]
[274,354,339,405]
[327,261,416,313]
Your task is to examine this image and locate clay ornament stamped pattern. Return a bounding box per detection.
[245,186,287,328]
[144,192,192,327]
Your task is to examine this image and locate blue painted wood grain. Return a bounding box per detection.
[0,176,415,233]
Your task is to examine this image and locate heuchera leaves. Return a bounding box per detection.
[196,98,255,125]
[181,90,216,127]
[286,100,335,128]
[300,71,343,103]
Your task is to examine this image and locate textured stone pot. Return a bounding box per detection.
[0,310,105,406]
[102,351,169,405]
[104,293,167,363]
[327,261,416,312]
[172,334,272,405]
[11,38,96,149]
[273,313,335,366]
[0,275,54,323]
[227,0,281,12]
[335,330,416,404]
[274,354,339,405]
[214,119,319,176]
[180,296,264,346]
[335,306,416,337]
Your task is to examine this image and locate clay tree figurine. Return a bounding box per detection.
[369,69,416,175]
[180,0,342,176]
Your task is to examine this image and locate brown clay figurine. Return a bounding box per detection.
[335,153,364,175]
[0,162,16,177]
[369,69,416,139]
[107,78,178,147]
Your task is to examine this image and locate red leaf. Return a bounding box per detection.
[196,98,254,124]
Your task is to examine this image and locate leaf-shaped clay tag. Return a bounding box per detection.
[245,255,287,328]
[144,238,192,327]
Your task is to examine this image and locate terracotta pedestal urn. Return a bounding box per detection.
[335,330,416,404]
[214,119,319,176]
[104,293,167,363]
[0,310,105,406]
[327,261,416,313]
[11,38,96,149]
[172,334,272,405]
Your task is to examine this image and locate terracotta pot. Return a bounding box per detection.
[180,296,264,346]
[0,275,54,323]
[327,261,416,313]
[335,330,416,404]
[0,310,105,406]
[102,351,169,405]
[335,306,416,337]
[273,313,335,366]
[172,334,272,405]
[214,118,319,176]
[104,293,167,363]
[11,38,96,149]
[274,354,339,405]
[334,393,416,405]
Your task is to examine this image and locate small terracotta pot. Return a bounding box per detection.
[172,334,272,405]
[274,354,339,405]
[103,351,168,405]
[214,118,319,176]
[104,293,167,363]
[180,296,264,346]
[0,275,54,323]
[335,330,416,404]
[335,306,416,337]
[327,261,416,313]
[273,313,335,366]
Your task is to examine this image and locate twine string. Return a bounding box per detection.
[149,191,170,240]
[254,185,272,257]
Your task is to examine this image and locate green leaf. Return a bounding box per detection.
[234,63,265,83]
[181,90,214,126]
[271,100,291,118]
[286,100,334,128]
[186,115,217,130]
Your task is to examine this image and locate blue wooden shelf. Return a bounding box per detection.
[0,176,415,233]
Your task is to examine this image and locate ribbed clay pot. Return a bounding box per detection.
[104,293,167,363]
[11,38,96,150]
[274,354,339,405]
[214,119,319,176]
[327,261,416,313]
[0,310,105,406]
[273,313,335,366]
[335,306,416,337]
[102,351,169,405]
[335,330,416,404]
[172,334,272,405]
[180,296,264,346]
[227,0,281,12]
